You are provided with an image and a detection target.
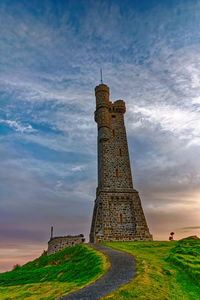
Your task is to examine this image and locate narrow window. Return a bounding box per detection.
[120,214,123,224]
[111,115,116,123]
[112,129,115,137]
[119,149,122,156]
[116,169,119,179]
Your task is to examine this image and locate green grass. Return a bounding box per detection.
[102,236,200,300]
[0,244,110,300]
[1,237,199,299]
[167,236,200,287]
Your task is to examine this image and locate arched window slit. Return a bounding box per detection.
[120,214,123,224]
[116,169,119,179]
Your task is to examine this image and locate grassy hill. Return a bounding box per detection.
[0,244,109,300]
[1,237,199,300]
[103,236,200,300]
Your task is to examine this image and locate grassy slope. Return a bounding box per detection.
[103,237,200,300]
[0,244,110,300]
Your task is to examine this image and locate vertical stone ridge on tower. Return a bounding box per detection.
[90,83,152,243]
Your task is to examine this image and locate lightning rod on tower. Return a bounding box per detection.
[100,68,103,84]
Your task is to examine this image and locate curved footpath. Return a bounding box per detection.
[58,243,136,300]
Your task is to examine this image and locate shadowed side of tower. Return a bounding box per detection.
[89,83,152,243]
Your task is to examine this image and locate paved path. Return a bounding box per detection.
[58,243,136,300]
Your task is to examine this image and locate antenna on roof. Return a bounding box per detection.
[100,68,103,84]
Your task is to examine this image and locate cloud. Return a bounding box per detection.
[0,0,200,270]
[0,241,45,272]
[0,147,95,272]
[129,104,200,141]
[181,226,200,230]
[0,119,36,133]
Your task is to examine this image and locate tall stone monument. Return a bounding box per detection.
[90,83,152,243]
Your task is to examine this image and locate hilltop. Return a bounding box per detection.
[0,244,109,300]
[103,236,200,299]
[0,237,200,299]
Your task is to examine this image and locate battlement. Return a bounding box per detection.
[95,84,109,95]
[95,84,110,110]
[109,100,126,114]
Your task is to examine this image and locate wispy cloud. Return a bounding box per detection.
[181,226,200,230]
[0,119,36,133]
[0,0,200,270]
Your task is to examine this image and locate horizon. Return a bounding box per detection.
[0,0,200,272]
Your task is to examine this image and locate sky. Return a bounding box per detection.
[0,0,200,272]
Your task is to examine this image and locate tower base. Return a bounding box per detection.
[90,189,152,243]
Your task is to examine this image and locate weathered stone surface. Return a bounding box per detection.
[47,235,84,255]
[90,83,152,243]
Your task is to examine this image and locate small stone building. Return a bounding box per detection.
[47,233,85,255]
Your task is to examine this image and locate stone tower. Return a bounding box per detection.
[89,83,152,243]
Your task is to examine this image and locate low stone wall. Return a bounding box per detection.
[47,235,85,255]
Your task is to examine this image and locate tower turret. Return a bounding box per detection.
[95,84,110,142]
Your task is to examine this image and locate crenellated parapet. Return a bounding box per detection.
[110,100,126,114]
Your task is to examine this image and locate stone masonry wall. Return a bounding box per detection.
[103,110,133,189]
[47,235,84,255]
